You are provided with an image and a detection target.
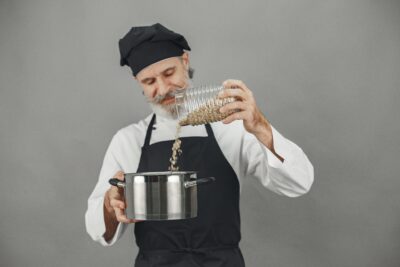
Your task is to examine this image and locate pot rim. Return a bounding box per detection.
[124,171,197,176]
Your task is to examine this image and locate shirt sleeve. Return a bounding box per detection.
[242,124,314,197]
[213,121,314,197]
[85,132,127,246]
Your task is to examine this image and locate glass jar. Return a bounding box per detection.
[174,85,237,126]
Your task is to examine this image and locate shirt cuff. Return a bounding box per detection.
[86,196,124,247]
[260,125,295,168]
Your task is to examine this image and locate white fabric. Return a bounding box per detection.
[85,114,314,246]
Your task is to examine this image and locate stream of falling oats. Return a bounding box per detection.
[168,124,182,171]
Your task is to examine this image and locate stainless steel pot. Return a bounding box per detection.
[109,171,215,220]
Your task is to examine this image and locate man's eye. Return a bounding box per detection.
[165,71,174,76]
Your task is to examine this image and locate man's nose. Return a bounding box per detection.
[156,78,170,96]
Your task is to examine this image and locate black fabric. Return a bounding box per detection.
[119,23,191,76]
[133,114,245,267]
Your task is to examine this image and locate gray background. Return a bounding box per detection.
[1,0,399,266]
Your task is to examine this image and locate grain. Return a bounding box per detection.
[168,125,182,171]
[169,95,236,171]
[179,96,236,126]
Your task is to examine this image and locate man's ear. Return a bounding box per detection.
[181,52,190,70]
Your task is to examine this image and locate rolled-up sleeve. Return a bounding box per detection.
[85,133,127,246]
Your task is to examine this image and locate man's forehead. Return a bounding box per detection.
[136,57,181,79]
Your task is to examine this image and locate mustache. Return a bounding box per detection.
[150,88,186,104]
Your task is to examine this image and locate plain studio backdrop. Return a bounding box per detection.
[1,0,399,266]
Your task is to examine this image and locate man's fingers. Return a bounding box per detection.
[111,198,129,223]
[113,171,125,181]
[110,199,125,209]
[218,88,246,100]
[219,101,247,114]
[110,171,125,194]
[222,79,250,92]
[222,111,249,124]
[114,207,131,223]
[114,207,141,224]
[108,183,124,198]
[110,198,139,224]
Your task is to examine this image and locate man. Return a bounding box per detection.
[85,23,314,266]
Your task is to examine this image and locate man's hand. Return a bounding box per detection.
[218,79,284,162]
[103,171,141,242]
[104,171,140,224]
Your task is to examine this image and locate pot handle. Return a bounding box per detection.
[184,177,215,188]
[109,178,126,188]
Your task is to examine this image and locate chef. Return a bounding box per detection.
[85,23,314,267]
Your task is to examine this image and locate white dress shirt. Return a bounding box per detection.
[85,114,314,246]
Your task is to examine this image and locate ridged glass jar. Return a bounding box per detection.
[174,85,237,126]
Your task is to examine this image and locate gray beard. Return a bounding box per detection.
[149,102,178,120]
[148,79,193,120]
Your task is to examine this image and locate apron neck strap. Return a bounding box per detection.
[144,114,156,147]
[204,123,215,139]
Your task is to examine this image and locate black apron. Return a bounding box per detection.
[134,114,245,267]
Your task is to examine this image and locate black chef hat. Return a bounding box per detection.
[119,23,191,76]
